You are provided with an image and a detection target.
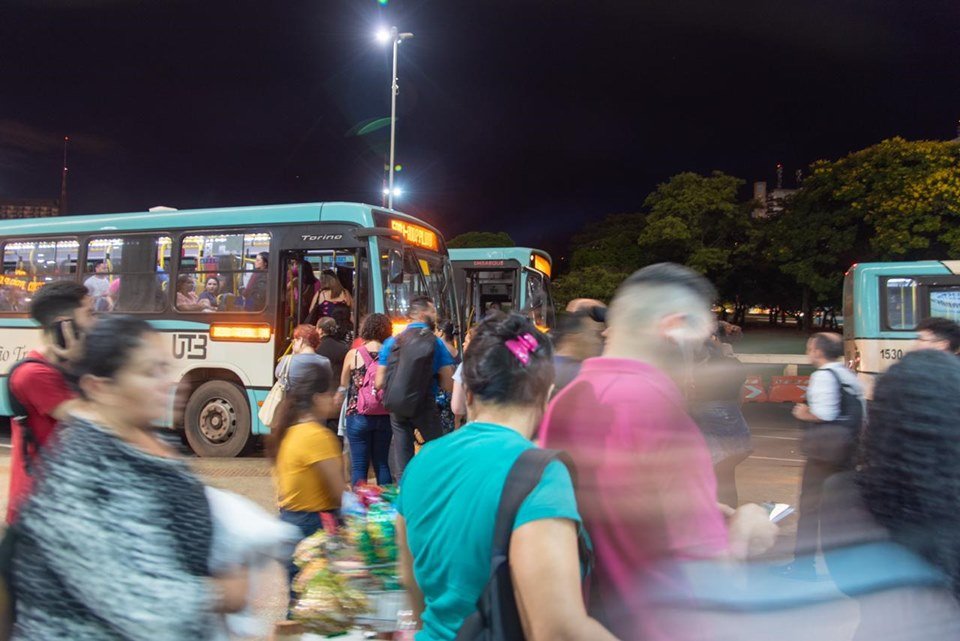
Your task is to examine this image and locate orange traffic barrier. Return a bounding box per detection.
[767,376,809,403]
[740,376,768,403]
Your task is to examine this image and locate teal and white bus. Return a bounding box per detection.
[843,260,960,396]
[450,247,555,332]
[0,202,457,456]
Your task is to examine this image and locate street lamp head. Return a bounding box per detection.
[375,28,392,44]
[383,186,403,198]
[399,32,414,41]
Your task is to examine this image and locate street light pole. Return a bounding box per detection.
[388,26,399,210]
[380,26,413,210]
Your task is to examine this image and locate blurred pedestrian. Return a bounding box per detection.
[915,317,960,355]
[376,296,456,477]
[551,308,605,394]
[335,313,394,486]
[541,263,777,641]
[783,332,864,580]
[11,316,247,639]
[276,325,332,395]
[6,281,93,524]
[395,313,617,640]
[690,328,752,507]
[267,358,343,597]
[820,349,960,638]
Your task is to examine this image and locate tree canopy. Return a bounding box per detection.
[446,231,515,249]
[467,137,960,328]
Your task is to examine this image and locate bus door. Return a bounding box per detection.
[278,248,365,359]
[463,268,518,329]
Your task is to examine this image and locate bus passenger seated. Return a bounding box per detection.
[199,276,220,309]
[176,275,213,313]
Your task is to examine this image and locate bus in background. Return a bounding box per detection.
[843,260,960,397]
[0,202,457,456]
[450,247,555,332]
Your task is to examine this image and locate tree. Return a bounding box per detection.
[772,137,960,328]
[447,231,515,249]
[568,212,646,271]
[637,171,748,279]
[552,265,630,311]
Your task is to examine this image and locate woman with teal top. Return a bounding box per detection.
[394,313,617,641]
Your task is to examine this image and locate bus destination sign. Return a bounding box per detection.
[390,219,439,252]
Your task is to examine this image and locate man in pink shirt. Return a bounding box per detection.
[541,263,776,641]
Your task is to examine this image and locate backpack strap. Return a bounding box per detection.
[6,357,64,476]
[490,448,576,570]
[820,366,862,425]
[357,345,375,368]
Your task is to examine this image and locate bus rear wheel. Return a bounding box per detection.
[184,381,251,457]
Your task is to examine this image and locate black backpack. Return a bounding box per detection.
[456,449,591,641]
[383,326,437,418]
[800,367,864,467]
[5,357,64,476]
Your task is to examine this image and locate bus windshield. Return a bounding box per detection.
[524,268,556,330]
[381,243,456,326]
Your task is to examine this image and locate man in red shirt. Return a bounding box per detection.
[541,263,776,641]
[6,281,94,523]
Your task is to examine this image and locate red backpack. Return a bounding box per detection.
[356,346,389,415]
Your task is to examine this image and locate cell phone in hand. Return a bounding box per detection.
[762,502,795,523]
[53,319,73,350]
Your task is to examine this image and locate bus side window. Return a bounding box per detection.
[85,236,171,313]
[929,288,960,324]
[0,240,79,314]
[885,277,918,330]
[178,232,270,313]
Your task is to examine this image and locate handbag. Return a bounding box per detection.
[259,356,291,428]
[455,449,590,641]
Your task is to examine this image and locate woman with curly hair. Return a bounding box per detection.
[821,349,960,638]
[335,313,394,486]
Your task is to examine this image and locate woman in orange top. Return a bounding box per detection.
[267,359,344,596]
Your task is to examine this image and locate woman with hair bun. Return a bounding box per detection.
[394,313,616,640]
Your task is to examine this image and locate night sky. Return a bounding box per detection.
[2,0,959,257]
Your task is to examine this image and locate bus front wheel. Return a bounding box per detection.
[184,381,252,457]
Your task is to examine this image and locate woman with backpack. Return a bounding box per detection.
[394,313,616,640]
[335,313,394,486]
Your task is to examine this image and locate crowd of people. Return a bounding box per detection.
[3,263,960,640]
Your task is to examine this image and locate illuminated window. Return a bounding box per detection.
[178,232,271,313]
[0,240,79,313]
[885,278,918,330]
[84,235,171,314]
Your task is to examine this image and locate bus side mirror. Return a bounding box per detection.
[388,250,404,284]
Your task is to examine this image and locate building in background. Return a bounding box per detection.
[752,163,800,218]
[0,199,60,219]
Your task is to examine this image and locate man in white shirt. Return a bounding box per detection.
[782,332,864,580]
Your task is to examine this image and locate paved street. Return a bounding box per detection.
[0,404,809,633]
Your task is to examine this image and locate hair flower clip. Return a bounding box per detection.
[505,333,539,366]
